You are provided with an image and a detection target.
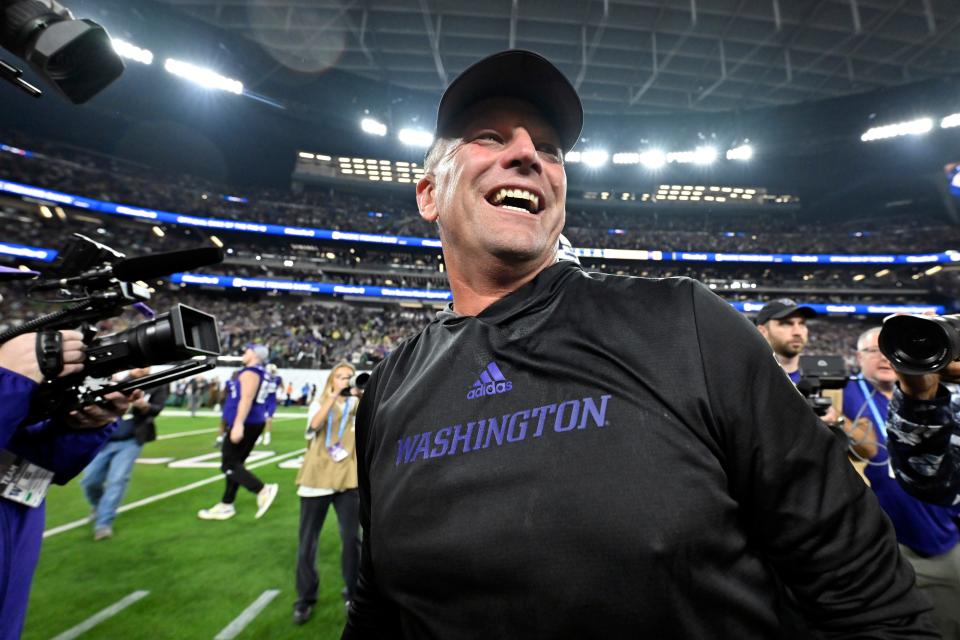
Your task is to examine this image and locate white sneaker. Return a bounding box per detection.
[255,484,279,519]
[263,432,271,446]
[198,503,236,520]
[255,435,263,445]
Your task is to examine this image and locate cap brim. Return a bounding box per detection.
[436,50,583,152]
[772,306,817,320]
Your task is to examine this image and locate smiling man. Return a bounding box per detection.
[342,51,935,639]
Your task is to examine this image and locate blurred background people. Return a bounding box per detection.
[81,367,170,540]
[198,345,278,521]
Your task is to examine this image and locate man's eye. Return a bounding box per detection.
[538,146,562,161]
[476,132,502,142]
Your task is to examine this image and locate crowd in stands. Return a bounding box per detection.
[3,135,960,255]
[0,134,953,370]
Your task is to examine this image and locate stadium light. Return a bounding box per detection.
[581,149,609,168]
[111,39,153,65]
[163,58,243,95]
[564,151,581,163]
[860,117,933,142]
[693,146,718,165]
[941,113,960,129]
[361,117,388,136]
[612,152,640,165]
[639,149,665,169]
[726,144,753,161]
[398,128,433,147]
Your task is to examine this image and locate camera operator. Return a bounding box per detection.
[755,299,876,461]
[0,330,134,640]
[842,327,960,639]
[886,360,960,507]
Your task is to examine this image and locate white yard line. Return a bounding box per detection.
[156,415,304,441]
[50,590,150,640]
[162,410,307,418]
[213,589,281,640]
[43,449,305,538]
[156,428,218,440]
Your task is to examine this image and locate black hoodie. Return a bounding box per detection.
[343,261,935,639]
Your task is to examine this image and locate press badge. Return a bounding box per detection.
[327,443,349,463]
[0,449,53,508]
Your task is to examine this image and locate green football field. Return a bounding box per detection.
[22,408,354,640]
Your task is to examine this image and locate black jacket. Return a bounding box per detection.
[132,383,170,446]
[344,261,935,639]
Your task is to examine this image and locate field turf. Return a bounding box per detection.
[22,408,353,640]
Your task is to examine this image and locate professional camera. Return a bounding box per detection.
[0,234,224,420]
[879,313,960,375]
[796,355,848,418]
[339,371,370,397]
[0,0,124,103]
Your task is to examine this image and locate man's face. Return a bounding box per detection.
[242,348,254,366]
[759,314,809,358]
[857,331,897,385]
[417,98,567,269]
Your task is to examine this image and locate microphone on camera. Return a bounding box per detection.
[32,246,225,290]
[113,246,225,281]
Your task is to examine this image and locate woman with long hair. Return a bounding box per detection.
[292,362,362,625]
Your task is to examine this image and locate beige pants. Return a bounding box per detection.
[900,542,960,640]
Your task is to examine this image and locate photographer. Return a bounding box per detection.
[886,361,960,507]
[842,327,960,639]
[293,362,362,625]
[755,300,875,460]
[0,330,133,640]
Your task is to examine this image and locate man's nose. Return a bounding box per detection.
[502,128,542,174]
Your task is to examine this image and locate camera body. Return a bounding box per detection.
[879,314,960,375]
[0,235,223,421]
[796,355,849,418]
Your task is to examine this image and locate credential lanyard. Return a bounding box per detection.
[857,377,887,440]
[325,397,353,447]
[858,376,895,478]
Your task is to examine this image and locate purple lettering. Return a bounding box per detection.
[580,395,611,429]
[483,416,507,448]
[554,400,581,432]
[396,434,419,466]
[449,423,474,455]
[472,421,486,450]
[431,427,452,458]
[531,404,557,437]
[507,410,531,442]
[412,431,432,461]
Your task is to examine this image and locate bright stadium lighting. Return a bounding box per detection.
[111,39,153,65]
[942,113,960,129]
[298,151,315,159]
[151,226,165,237]
[639,149,665,169]
[612,152,640,165]
[925,265,943,276]
[726,144,753,161]
[210,235,224,248]
[361,117,387,136]
[564,151,581,163]
[693,146,718,165]
[581,149,609,168]
[860,117,933,142]
[164,58,243,95]
[398,128,433,147]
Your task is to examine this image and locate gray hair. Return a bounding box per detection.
[856,327,881,351]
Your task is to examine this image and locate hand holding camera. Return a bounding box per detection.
[0,330,85,383]
[879,313,960,400]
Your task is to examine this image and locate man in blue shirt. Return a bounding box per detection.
[843,326,960,638]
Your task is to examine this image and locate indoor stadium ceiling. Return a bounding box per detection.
[151,0,960,116]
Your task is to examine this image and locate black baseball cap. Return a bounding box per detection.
[434,50,583,153]
[755,298,817,325]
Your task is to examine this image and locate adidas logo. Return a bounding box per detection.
[466,362,513,400]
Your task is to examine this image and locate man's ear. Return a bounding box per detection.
[756,323,769,339]
[417,174,438,223]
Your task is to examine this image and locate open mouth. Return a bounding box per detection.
[485,186,544,214]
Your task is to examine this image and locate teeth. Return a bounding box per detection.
[490,188,540,211]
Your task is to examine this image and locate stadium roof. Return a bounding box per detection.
[154,0,960,116]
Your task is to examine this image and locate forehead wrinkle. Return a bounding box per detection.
[448,97,561,148]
